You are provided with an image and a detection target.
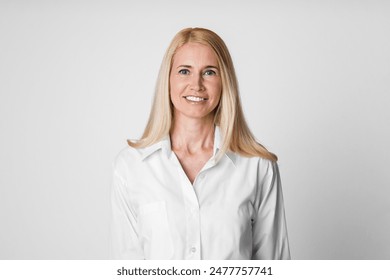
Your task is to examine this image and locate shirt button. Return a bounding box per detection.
[191,247,197,253]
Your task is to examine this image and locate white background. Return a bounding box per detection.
[1,0,389,259]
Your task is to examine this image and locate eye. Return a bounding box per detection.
[178,69,190,75]
[204,69,216,76]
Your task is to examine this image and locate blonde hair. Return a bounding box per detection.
[128,27,277,161]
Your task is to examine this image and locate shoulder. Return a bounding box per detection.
[258,157,279,181]
[235,153,277,169]
[112,145,143,174]
[259,156,278,173]
[234,153,279,179]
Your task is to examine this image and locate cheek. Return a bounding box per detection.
[169,77,178,100]
[170,76,185,96]
[210,81,222,99]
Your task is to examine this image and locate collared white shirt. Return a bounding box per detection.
[109,127,290,260]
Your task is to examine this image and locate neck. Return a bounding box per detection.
[170,114,215,154]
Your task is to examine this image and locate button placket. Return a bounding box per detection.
[185,200,200,259]
[170,151,208,259]
[173,159,201,259]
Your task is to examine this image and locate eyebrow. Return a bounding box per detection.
[177,65,219,69]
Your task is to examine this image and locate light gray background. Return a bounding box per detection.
[1,0,389,259]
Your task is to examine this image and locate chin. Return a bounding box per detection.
[175,109,215,121]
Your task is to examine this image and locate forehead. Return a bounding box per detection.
[172,42,218,66]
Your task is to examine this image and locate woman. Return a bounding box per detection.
[110,27,290,260]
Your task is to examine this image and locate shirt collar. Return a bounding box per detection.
[139,137,171,161]
[213,126,236,165]
[140,126,236,165]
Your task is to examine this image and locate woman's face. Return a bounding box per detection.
[169,42,222,121]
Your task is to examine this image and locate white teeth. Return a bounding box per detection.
[185,96,206,102]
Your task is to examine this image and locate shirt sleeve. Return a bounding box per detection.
[251,159,291,260]
[109,160,144,259]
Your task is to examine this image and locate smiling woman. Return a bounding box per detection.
[109,27,290,260]
[169,42,222,122]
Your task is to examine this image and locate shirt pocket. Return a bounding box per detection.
[138,201,174,259]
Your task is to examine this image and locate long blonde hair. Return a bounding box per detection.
[128,27,277,161]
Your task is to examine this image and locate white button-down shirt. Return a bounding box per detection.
[109,127,290,260]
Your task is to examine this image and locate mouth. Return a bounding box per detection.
[183,95,208,102]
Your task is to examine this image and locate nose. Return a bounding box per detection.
[189,73,204,92]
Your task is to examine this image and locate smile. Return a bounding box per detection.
[184,96,208,102]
